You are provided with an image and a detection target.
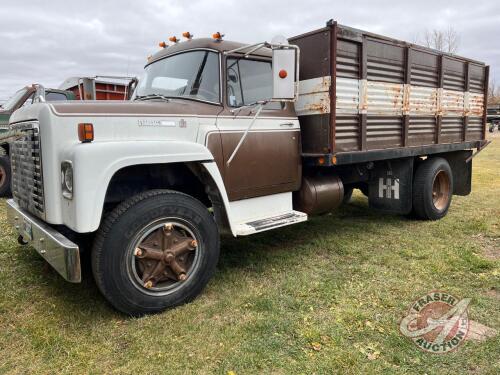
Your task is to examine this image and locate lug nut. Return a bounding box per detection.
[178,273,187,281]
[134,248,143,256]
[164,223,173,231]
[190,240,198,248]
[144,280,153,289]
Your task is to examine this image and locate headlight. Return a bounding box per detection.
[61,161,73,199]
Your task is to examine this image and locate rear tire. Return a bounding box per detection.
[0,156,11,197]
[91,189,220,316]
[412,157,453,220]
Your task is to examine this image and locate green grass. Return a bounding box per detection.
[0,137,499,374]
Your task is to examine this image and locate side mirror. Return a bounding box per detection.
[272,46,298,101]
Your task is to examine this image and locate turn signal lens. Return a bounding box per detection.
[318,157,325,165]
[279,69,288,79]
[78,123,94,143]
[158,41,167,48]
[212,32,224,40]
[182,31,193,39]
[169,36,178,43]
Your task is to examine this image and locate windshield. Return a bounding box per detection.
[1,88,28,111]
[135,50,220,103]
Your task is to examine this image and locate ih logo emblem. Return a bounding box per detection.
[379,177,400,199]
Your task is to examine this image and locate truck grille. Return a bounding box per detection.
[10,122,44,217]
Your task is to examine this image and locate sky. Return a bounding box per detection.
[0,0,499,101]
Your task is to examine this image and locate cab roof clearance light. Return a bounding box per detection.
[169,36,179,43]
[212,32,224,41]
[158,41,167,48]
[182,32,193,40]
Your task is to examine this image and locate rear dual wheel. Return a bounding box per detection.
[91,190,220,316]
[412,157,453,220]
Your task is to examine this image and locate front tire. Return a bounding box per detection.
[412,158,453,220]
[0,156,11,197]
[91,190,220,316]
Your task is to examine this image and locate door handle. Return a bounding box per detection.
[280,122,295,127]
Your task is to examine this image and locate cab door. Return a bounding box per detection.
[213,57,301,202]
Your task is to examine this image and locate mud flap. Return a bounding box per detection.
[368,158,413,214]
[438,150,472,196]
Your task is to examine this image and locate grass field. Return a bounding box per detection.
[0,136,498,374]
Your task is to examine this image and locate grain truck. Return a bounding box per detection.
[6,21,489,315]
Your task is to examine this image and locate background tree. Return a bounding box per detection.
[488,79,500,104]
[421,27,460,54]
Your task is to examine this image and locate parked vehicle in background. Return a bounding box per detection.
[5,21,490,315]
[487,104,500,132]
[59,76,136,101]
[0,85,75,196]
[1,77,138,196]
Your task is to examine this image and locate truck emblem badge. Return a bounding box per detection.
[138,119,176,127]
[379,177,399,199]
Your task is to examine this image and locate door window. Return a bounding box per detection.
[226,58,280,109]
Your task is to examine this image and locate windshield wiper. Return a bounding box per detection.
[135,94,172,102]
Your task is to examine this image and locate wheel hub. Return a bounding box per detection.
[133,223,198,290]
[432,170,450,211]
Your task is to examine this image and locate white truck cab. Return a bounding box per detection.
[6,36,304,315]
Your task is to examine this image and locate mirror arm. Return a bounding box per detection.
[226,102,266,165]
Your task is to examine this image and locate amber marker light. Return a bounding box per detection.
[182,31,193,39]
[318,157,325,165]
[158,41,167,48]
[78,123,94,143]
[279,69,288,79]
[331,155,337,165]
[212,32,224,40]
[169,36,179,43]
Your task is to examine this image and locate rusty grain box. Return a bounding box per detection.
[289,20,488,165]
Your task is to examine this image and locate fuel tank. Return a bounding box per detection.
[293,174,344,215]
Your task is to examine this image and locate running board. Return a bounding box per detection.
[233,211,308,236]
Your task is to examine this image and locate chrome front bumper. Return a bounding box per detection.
[6,199,81,282]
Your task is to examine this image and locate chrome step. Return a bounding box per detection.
[234,210,307,236]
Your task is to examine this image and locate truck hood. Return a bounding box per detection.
[9,99,223,125]
[49,100,223,118]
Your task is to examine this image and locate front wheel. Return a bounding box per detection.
[91,190,220,316]
[412,158,453,220]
